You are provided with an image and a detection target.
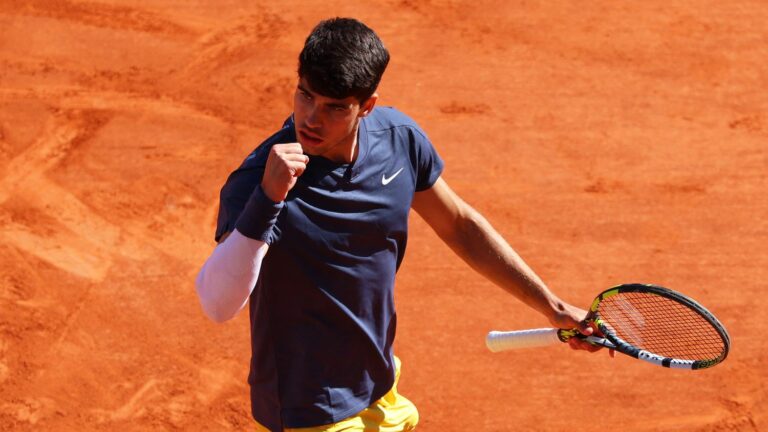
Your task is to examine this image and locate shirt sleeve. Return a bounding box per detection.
[215,162,265,242]
[214,116,294,241]
[411,127,445,191]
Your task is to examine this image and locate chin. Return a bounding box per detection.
[301,146,319,156]
[297,140,318,153]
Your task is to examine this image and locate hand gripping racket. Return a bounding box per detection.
[486,284,730,370]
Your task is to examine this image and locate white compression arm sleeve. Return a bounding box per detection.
[195,229,268,323]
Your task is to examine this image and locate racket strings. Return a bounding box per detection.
[598,292,725,361]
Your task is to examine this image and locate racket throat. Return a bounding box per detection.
[585,336,615,349]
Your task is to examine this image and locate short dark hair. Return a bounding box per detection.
[298,18,390,102]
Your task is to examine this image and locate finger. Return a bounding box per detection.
[568,337,592,350]
[582,344,602,353]
[280,153,310,164]
[577,321,594,336]
[567,337,601,352]
[274,143,305,154]
[286,161,308,177]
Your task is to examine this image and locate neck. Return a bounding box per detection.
[345,131,360,164]
[330,122,361,164]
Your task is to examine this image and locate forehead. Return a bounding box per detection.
[298,77,360,106]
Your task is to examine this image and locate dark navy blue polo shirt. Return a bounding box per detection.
[215,107,443,430]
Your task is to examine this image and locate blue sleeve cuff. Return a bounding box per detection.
[234,186,284,244]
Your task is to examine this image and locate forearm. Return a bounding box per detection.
[197,184,283,322]
[443,206,565,320]
[195,229,268,322]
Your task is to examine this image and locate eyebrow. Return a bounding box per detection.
[297,83,313,95]
[297,84,351,109]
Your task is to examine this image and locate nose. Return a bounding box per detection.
[305,104,322,129]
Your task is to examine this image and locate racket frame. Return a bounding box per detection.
[563,284,731,370]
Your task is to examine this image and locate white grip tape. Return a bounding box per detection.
[485,328,561,352]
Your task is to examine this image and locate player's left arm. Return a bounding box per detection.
[412,177,598,351]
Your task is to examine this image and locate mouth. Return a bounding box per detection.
[298,129,323,147]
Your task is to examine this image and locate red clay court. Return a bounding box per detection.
[1,1,766,430]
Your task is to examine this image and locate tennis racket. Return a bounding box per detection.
[486,283,730,370]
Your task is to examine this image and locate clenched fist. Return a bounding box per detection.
[261,143,309,202]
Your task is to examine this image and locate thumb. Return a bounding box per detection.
[577,321,595,336]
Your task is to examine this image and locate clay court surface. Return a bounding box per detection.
[1,1,766,430]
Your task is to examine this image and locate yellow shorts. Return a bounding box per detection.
[255,356,418,432]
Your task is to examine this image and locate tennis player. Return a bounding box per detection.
[195,17,600,431]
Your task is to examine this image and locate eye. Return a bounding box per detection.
[298,89,312,100]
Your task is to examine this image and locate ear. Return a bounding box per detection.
[358,93,378,118]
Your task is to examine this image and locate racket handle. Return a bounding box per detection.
[486,328,561,352]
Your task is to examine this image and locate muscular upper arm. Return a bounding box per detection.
[412,177,469,244]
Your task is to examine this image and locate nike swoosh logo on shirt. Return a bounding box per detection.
[382,167,404,185]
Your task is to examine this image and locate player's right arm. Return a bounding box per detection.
[195,230,269,322]
[195,143,307,322]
